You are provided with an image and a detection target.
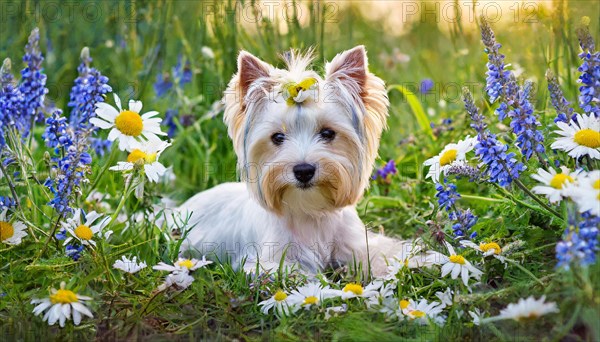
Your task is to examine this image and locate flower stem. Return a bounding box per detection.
[460,194,507,203]
[84,145,120,199]
[98,240,116,290]
[513,179,562,219]
[34,214,63,262]
[504,258,544,286]
[536,151,549,170]
[0,161,21,209]
[107,177,136,228]
[494,185,551,216]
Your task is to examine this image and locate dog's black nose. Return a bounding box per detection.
[293,163,316,183]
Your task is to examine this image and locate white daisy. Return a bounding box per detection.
[110,140,171,183]
[384,242,443,279]
[153,256,213,273]
[62,209,111,248]
[400,298,445,325]
[258,289,296,316]
[112,256,147,274]
[551,113,600,159]
[469,308,484,326]
[84,190,112,211]
[439,242,483,286]
[31,282,93,327]
[564,170,600,216]
[434,287,455,309]
[496,296,559,322]
[339,280,382,300]
[379,297,403,319]
[366,282,397,308]
[157,270,195,291]
[324,304,348,320]
[0,209,27,245]
[460,240,507,264]
[531,166,580,203]
[424,136,477,183]
[287,282,340,309]
[91,93,166,151]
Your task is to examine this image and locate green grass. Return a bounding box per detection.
[1,0,600,340]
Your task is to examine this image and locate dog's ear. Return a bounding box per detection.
[223,51,272,160]
[238,51,270,98]
[325,45,367,91]
[325,45,389,192]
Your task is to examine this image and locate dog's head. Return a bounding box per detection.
[223,46,389,216]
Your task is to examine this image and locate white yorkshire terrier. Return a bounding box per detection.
[176,46,413,276]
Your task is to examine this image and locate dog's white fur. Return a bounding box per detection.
[176,46,409,276]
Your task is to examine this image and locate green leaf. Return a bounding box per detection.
[388,84,435,140]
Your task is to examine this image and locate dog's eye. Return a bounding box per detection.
[271,132,285,146]
[319,128,336,142]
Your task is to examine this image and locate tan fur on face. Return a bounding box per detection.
[259,161,290,215]
[314,125,363,206]
[223,47,389,213]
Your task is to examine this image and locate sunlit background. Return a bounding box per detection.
[1,0,598,196]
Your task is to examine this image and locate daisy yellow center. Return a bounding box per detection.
[127,150,157,164]
[74,225,93,240]
[573,128,600,148]
[303,296,319,305]
[274,290,287,302]
[0,221,14,241]
[177,259,194,269]
[518,312,540,322]
[480,242,502,255]
[115,110,143,137]
[550,173,574,189]
[593,179,600,190]
[439,149,458,166]
[449,254,466,265]
[343,283,364,295]
[400,300,410,309]
[50,289,78,304]
[410,310,426,318]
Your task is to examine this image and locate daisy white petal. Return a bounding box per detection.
[551,113,600,159]
[95,102,120,120]
[129,99,143,113]
[109,162,134,172]
[141,111,160,119]
[113,93,122,111]
[89,117,114,129]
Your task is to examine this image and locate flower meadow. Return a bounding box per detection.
[1,3,599,341]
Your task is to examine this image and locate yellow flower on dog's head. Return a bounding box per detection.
[284,78,318,105]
